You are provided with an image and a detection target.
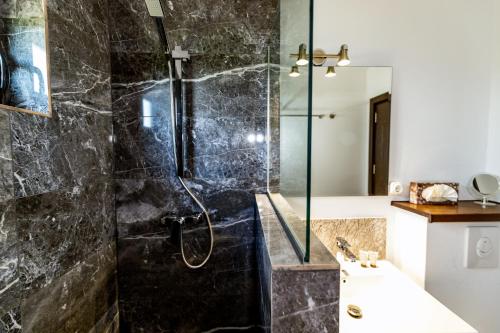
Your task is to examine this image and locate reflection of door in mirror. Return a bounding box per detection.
[368,93,391,195]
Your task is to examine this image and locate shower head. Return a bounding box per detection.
[145,0,164,17]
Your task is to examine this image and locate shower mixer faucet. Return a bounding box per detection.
[336,237,357,262]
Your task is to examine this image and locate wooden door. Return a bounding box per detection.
[368,92,391,195]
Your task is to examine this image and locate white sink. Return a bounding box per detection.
[340,260,477,333]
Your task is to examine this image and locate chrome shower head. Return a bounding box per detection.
[144,0,164,17]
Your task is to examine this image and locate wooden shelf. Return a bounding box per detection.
[391,201,500,223]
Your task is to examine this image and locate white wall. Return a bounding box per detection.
[387,210,500,333]
[314,0,497,203]
[426,222,500,333]
[486,0,500,201]
[313,1,500,332]
[289,196,392,220]
[387,209,428,288]
[312,67,370,196]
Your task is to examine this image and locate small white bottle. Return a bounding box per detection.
[359,250,369,268]
[368,251,379,268]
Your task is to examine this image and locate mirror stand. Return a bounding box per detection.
[474,196,497,207]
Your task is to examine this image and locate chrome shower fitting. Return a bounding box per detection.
[145,0,214,269]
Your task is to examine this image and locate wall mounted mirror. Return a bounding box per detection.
[280,67,393,203]
[0,0,51,117]
[310,66,393,197]
[472,173,500,206]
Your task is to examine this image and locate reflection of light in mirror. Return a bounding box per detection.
[33,74,40,93]
[256,134,264,143]
[247,134,256,143]
[142,99,153,128]
[32,43,48,95]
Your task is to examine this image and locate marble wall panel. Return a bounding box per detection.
[20,244,117,333]
[115,178,261,332]
[0,111,13,201]
[10,0,113,197]
[0,0,118,331]
[271,269,340,333]
[0,242,19,324]
[17,181,114,293]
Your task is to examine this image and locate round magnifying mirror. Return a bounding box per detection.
[472,174,500,207]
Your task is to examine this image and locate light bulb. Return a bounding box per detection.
[289,65,300,78]
[296,43,308,66]
[325,66,337,78]
[337,44,350,66]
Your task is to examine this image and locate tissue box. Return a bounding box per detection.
[409,182,459,205]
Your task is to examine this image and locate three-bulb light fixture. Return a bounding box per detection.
[289,43,350,78]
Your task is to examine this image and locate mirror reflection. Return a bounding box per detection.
[311,66,392,197]
[0,0,51,116]
[472,173,500,206]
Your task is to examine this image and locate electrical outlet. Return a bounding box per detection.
[389,181,403,195]
[465,226,499,268]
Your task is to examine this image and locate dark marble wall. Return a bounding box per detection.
[109,0,279,331]
[0,0,118,332]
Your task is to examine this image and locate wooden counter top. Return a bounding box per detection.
[391,201,500,223]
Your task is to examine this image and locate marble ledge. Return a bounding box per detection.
[255,194,340,333]
[255,194,339,270]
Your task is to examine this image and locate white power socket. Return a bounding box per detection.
[389,181,404,195]
[465,226,499,269]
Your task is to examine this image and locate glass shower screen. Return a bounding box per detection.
[267,0,314,262]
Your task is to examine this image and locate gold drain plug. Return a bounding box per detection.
[347,304,363,319]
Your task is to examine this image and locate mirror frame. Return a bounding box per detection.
[0,0,52,118]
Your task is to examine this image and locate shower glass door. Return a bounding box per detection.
[267,0,313,261]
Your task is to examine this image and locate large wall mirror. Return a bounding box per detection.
[311,66,392,196]
[280,66,393,207]
[0,0,51,117]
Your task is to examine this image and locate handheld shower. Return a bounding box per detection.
[145,0,214,269]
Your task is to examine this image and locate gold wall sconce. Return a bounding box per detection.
[289,43,350,78]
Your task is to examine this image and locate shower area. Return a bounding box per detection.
[110,0,282,331]
[0,0,345,331]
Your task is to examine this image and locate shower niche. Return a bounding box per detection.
[0,0,51,116]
